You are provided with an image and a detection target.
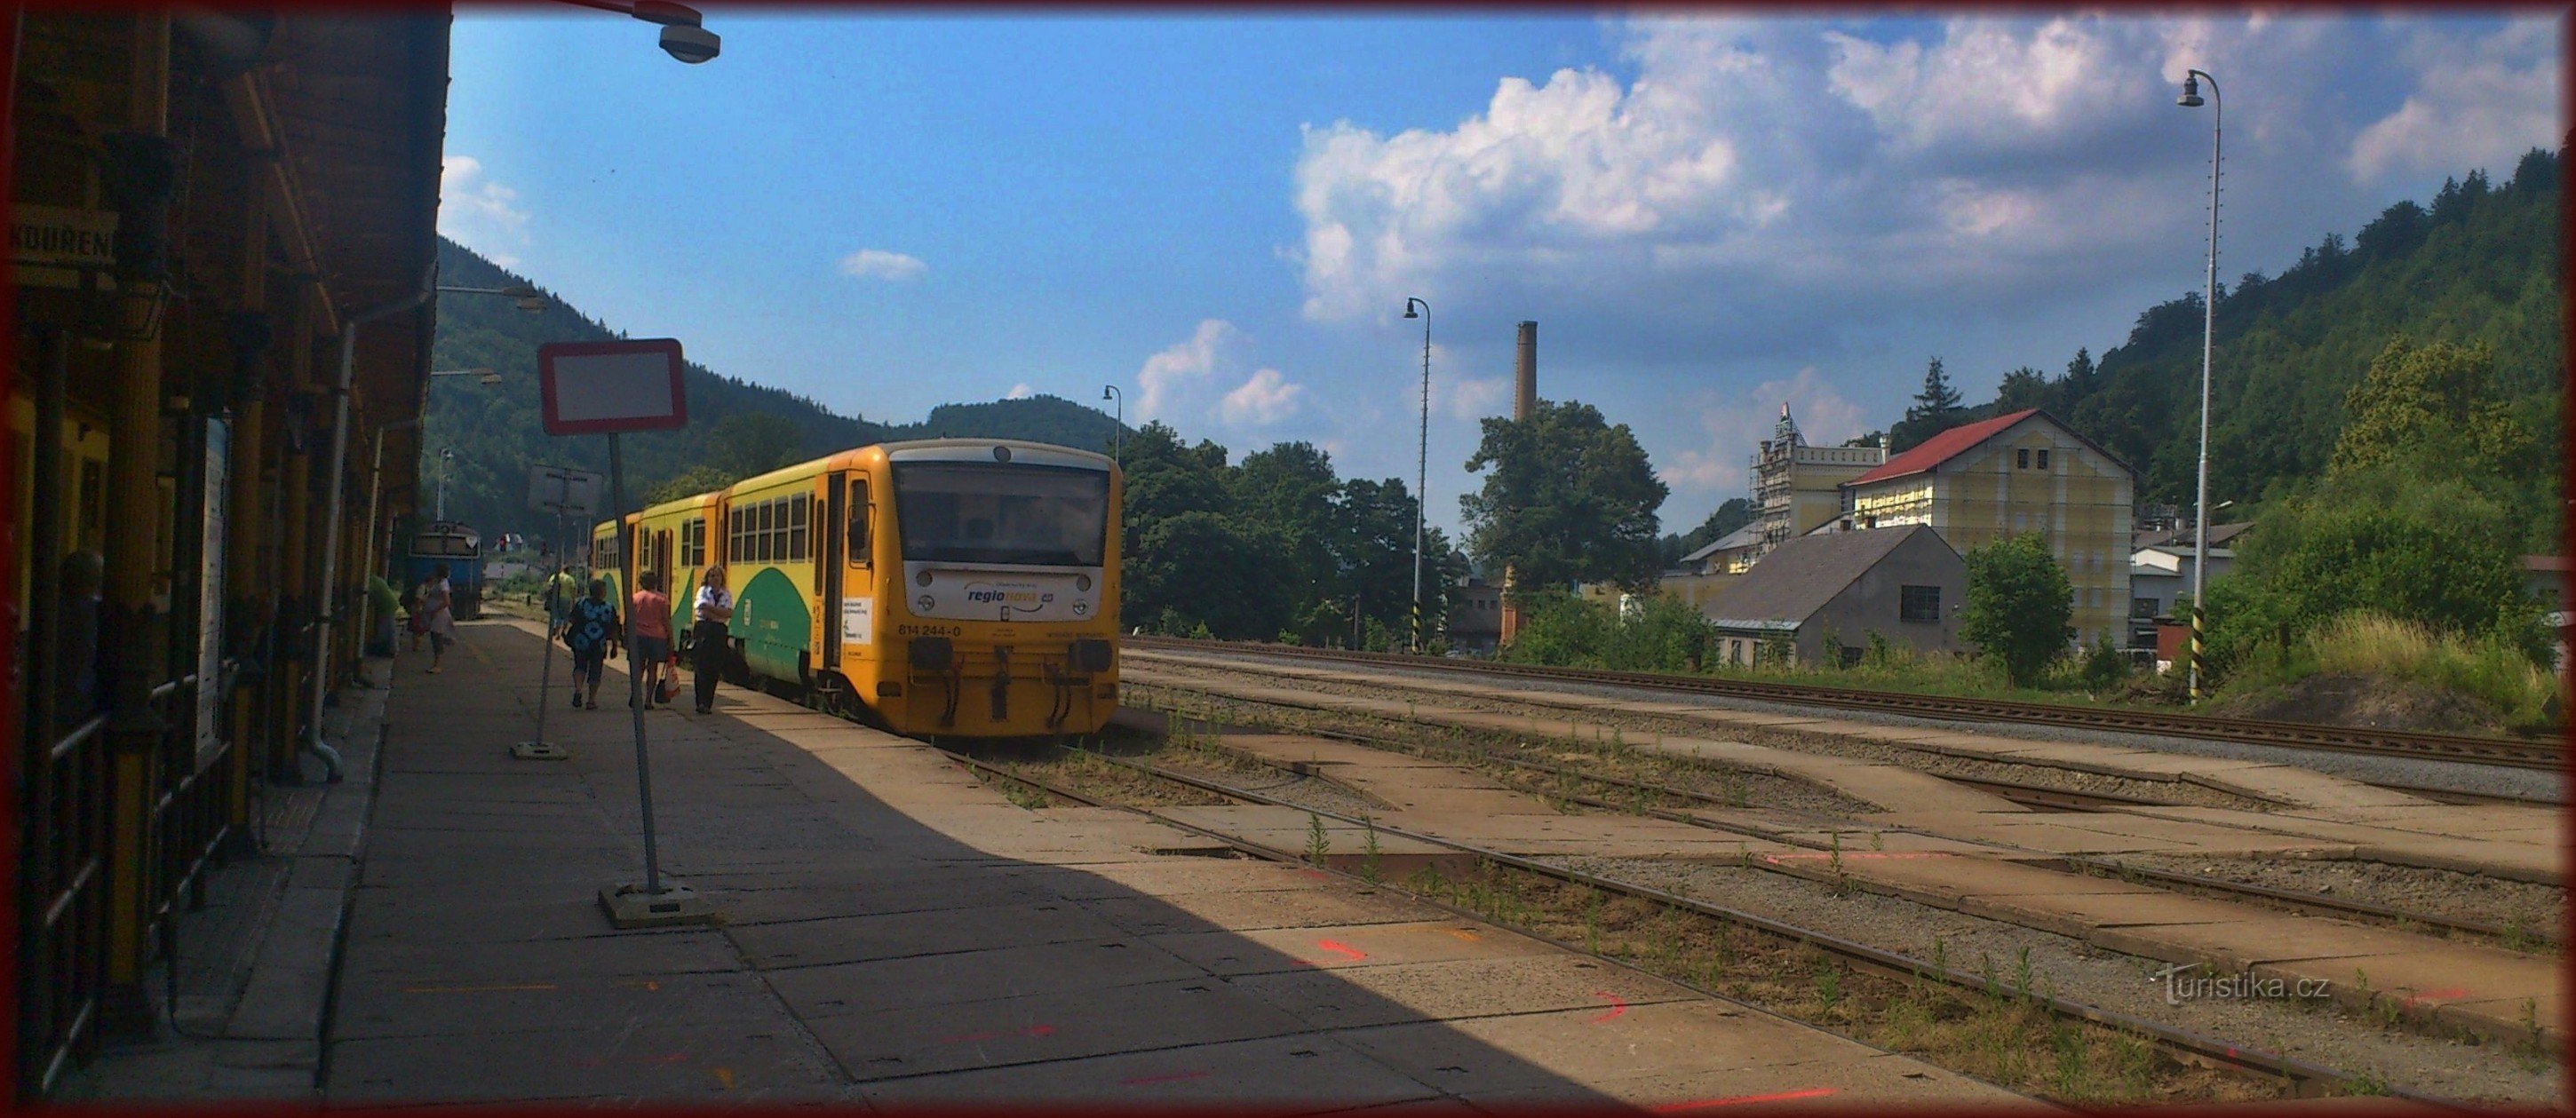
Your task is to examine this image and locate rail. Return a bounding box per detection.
[1134,684,2557,951]
[1130,637,2562,771]
[931,734,2427,1103]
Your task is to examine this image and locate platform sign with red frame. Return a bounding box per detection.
[537,338,688,435]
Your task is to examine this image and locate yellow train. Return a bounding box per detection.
[591,438,1122,738]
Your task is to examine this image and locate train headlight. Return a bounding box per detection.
[916,569,934,587]
[916,594,936,613]
[1074,574,1092,592]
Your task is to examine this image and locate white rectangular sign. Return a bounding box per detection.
[537,339,688,435]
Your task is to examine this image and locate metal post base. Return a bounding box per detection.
[599,881,719,929]
[511,741,570,760]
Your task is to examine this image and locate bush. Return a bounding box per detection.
[2220,464,2548,670]
[1961,534,2074,686]
[2080,636,2129,691]
[1499,591,1719,674]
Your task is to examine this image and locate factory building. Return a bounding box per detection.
[1841,409,2135,647]
[1749,405,1884,559]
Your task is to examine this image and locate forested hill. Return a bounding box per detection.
[1897,147,2560,520]
[424,237,1125,545]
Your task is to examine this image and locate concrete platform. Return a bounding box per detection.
[306,620,2021,1106]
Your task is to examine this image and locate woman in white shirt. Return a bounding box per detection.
[688,566,735,715]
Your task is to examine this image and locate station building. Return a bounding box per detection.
[1840,409,2136,648]
[1693,524,1965,667]
[8,11,450,1095]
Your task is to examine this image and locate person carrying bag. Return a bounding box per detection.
[688,567,735,716]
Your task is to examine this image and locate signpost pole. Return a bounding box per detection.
[513,467,587,762]
[537,336,705,926]
[608,433,664,895]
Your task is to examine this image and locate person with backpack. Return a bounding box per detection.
[556,578,622,710]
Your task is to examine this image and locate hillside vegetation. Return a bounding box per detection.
[1906,148,2559,547]
[423,237,1125,544]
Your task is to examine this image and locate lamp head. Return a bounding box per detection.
[1402,298,1421,319]
[2176,75,2204,108]
[477,370,503,385]
[513,296,546,313]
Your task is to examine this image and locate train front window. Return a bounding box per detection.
[893,464,1107,567]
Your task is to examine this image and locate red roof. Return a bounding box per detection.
[1847,409,2039,487]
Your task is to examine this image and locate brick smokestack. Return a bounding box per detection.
[1513,321,1538,421]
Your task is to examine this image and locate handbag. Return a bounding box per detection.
[657,654,681,704]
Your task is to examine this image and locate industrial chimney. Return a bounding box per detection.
[1512,321,1538,421]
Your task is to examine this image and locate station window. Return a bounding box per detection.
[1899,584,1942,622]
[2015,448,2030,469]
[2036,449,2050,471]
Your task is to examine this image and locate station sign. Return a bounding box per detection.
[537,338,688,435]
[12,205,119,290]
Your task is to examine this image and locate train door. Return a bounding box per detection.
[817,480,841,670]
[838,475,872,662]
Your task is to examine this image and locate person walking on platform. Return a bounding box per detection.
[420,564,457,674]
[689,565,735,716]
[365,574,402,657]
[542,566,580,630]
[629,572,674,709]
[558,578,621,710]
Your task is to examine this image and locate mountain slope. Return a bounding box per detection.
[423,237,1124,544]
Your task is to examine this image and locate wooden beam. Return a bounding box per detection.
[219,69,339,337]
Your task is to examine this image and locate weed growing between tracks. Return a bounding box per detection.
[1403,858,2268,1106]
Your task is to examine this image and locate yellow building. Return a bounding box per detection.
[1753,405,1886,558]
[1841,409,2135,646]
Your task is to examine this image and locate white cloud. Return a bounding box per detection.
[1290,13,2562,368]
[839,248,927,281]
[1004,383,1035,400]
[1657,367,1865,497]
[1441,375,1512,422]
[1220,368,1307,428]
[2348,18,2562,182]
[1136,319,1245,422]
[438,155,530,268]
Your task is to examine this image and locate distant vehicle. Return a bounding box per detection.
[402,520,484,620]
[595,439,1121,738]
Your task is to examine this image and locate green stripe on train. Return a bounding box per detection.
[731,567,811,682]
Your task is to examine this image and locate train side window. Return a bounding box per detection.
[789,496,808,561]
[846,480,871,566]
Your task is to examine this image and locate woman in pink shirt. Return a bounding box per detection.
[630,573,674,709]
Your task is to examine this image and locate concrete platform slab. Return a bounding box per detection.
[853,1032,1447,1109]
[803,974,1318,1081]
[727,899,1132,971]
[1228,954,1698,1031]
[1147,921,1560,978]
[764,936,1211,1019]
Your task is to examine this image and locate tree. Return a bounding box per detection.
[1459,400,1669,599]
[1960,533,2073,686]
[1888,357,1968,452]
[2208,464,2546,672]
[2327,337,2530,486]
[1992,366,2051,415]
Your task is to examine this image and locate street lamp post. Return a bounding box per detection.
[1101,385,1123,462]
[2177,69,2220,702]
[1402,297,1430,654]
[436,448,455,522]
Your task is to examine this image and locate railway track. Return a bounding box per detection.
[1127,684,2558,952]
[1131,636,2564,772]
[923,731,2432,1104]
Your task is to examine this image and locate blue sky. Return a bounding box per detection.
[441,10,2564,537]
